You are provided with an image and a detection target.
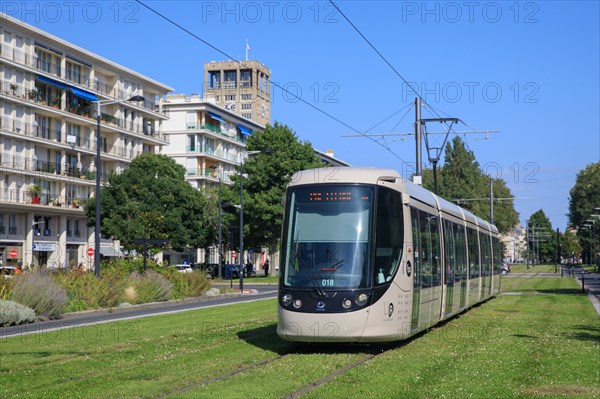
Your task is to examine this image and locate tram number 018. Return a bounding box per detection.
[321,279,334,287]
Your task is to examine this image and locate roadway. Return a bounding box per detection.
[0,283,278,339]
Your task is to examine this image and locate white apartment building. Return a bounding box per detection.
[161,93,264,190]
[0,14,172,269]
[160,94,264,265]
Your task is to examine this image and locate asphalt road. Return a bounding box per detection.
[0,284,278,339]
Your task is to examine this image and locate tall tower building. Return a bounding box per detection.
[203,60,271,126]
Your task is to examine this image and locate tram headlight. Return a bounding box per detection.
[293,299,303,309]
[342,298,353,309]
[282,294,293,307]
[355,293,369,306]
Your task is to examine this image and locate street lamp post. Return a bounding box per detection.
[238,150,261,293]
[94,95,145,278]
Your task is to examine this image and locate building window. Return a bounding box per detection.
[241,103,252,110]
[208,71,220,88]
[241,94,252,101]
[240,69,252,87]
[225,95,236,101]
[224,70,236,88]
[242,113,252,119]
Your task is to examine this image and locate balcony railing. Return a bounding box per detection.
[0,188,87,208]
[1,44,114,97]
[1,81,169,143]
[186,169,233,183]
[185,146,240,163]
[185,122,246,144]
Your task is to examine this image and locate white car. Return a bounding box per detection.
[175,264,193,273]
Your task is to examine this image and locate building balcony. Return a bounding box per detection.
[1,81,169,144]
[1,44,114,97]
[185,146,240,163]
[0,188,87,209]
[185,122,246,144]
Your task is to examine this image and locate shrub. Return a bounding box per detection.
[162,269,211,300]
[124,271,172,304]
[54,269,121,311]
[182,272,211,297]
[10,270,68,318]
[0,300,35,326]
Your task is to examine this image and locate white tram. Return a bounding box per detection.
[277,167,502,342]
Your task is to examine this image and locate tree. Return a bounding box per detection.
[568,162,600,263]
[223,122,323,254]
[84,153,209,253]
[527,209,555,263]
[423,137,519,233]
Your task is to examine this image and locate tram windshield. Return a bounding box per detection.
[282,185,373,290]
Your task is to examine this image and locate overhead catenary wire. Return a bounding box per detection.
[134,0,409,165]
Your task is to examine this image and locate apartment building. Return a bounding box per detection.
[0,14,172,269]
[204,60,271,126]
[162,94,264,189]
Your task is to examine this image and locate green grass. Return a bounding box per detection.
[501,276,582,292]
[1,277,598,398]
[510,263,559,273]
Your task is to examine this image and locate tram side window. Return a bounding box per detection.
[418,210,440,287]
[374,187,404,285]
[467,228,480,278]
[411,208,421,288]
[492,237,502,275]
[443,220,456,284]
[455,224,467,281]
[479,232,492,276]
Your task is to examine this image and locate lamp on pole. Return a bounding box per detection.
[94,95,145,278]
[238,150,261,293]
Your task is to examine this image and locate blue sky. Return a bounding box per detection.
[7,1,599,230]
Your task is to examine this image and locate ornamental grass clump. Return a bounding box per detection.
[124,270,172,304]
[0,300,35,326]
[10,270,68,318]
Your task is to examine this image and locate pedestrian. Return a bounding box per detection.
[264,259,269,277]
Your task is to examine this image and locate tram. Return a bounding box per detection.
[277,167,502,342]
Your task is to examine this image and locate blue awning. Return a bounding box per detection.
[207,111,225,123]
[237,124,253,136]
[36,75,67,89]
[70,87,98,102]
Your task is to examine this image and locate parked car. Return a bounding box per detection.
[191,263,219,278]
[175,264,193,273]
[501,262,510,275]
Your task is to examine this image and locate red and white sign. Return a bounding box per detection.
[87,247,94,257]
[9,249,18,258]
[232,251,237,259]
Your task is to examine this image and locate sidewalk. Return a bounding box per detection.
[568,265,600,317]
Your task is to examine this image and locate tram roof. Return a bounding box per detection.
[289,167,497,233]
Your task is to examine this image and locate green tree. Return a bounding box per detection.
[568,162,600,263]
[423,137,519,232]
[527,209,556,262]
[223,122,323,255]
[84,153,208,253]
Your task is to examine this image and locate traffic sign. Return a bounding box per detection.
[9,249,18,258]
[87,247,94,257]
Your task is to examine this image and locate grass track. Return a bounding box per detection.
[1,278,598,398]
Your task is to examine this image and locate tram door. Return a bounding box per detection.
[410,208,420,331]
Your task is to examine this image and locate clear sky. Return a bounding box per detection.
[6,0,599,230]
